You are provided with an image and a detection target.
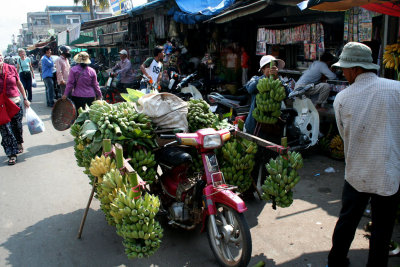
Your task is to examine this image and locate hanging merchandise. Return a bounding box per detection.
[344,7,374,42]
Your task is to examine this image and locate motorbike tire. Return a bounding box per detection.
[206,204,252,267]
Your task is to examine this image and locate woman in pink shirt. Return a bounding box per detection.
[62,52,102,114]
[0,51,30,165]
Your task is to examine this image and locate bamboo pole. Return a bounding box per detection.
[77,139,112,239]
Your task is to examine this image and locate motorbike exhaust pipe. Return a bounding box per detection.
[168,220,196,230]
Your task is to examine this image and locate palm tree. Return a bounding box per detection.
[73,0,109,41]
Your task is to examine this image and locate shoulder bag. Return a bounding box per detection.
[0,64,21,125]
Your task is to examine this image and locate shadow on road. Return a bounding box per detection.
[11,141,75,162]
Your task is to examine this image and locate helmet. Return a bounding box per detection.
[59,45,71,55]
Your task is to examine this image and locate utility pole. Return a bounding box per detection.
[89,0,97,42]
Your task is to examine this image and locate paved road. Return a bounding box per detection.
[1,74,399,267]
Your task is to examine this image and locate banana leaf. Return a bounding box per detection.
[80,120,98,140]
[121,88,145,103]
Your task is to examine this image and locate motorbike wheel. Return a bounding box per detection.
[207,204,252,267]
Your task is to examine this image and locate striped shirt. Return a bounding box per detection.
[333,72,400,196]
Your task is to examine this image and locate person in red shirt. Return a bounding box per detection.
[241,46,250,86]
[0,51,30,165]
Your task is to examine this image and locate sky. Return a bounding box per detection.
[0,0,147,53]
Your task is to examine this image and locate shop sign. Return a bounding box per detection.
[110,0,133,16]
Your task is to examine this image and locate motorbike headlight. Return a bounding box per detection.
[203,134,221,149]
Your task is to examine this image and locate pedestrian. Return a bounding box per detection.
[295,52,337,111]
[16,48,35,102]
[111,49,135,92]
[140,46,164,93]
[244,55,285,134]
[240,46,249,86]
[55,46,71,96]
[41,46,55,107]
[0,51,30,165]
[327,42,400,267]
[62,52,102,114]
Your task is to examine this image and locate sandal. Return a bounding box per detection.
[17,144,23,154]
[8,155,17,165]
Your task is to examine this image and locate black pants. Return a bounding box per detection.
[328,181,400,267]
[70,96,95,116]
[19,71,32,101]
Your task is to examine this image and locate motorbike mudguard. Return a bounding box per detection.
[200,184,247,232]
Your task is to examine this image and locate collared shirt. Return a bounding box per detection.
[244,74,265,134]
[296,61,337,88]
[64,65,101,98]
[55,55,70,85]
[112,58,135,84]
[41,55,54,79]
[334,72,400,196]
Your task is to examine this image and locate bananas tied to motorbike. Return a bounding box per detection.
[262,151,303,208]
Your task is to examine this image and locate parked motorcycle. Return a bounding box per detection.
[207,90,251,121]
[166,71,203,100]
[283,83,319,150]
[154,128,252,267]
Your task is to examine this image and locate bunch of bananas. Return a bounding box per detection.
[383,43,400,70]
[96,168,129,225]
[220,138,257,192]
[129,149,157,184]
[253,77,286,124]
[189,152,203,175]
[330,135,344,160]
[89,155,116,182]
[262,151,303,208]
[111,191,163,259]
[87,101,155,145]
[187,99,217,132]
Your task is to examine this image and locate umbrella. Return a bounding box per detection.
[297,0,397,11]
[362,1,400,17]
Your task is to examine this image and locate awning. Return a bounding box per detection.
[362,2,400,17]
[80,13,129,31]
[174,0,235,16]
[297,0,397,11]
[73,41,100,48]
[205,0,271,23]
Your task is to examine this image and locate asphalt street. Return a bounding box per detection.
[1,73,399,267]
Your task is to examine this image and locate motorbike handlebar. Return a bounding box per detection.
[159,134,176,139]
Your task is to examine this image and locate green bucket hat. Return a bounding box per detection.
[333,42,379,70]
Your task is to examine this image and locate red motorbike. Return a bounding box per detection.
[154,128,252,267]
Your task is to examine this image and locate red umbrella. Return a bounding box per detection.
[362,2,400,17]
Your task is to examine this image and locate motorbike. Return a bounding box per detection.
[166,71,204,100]
[283,83,319,150]
[207,90,251,121]
[154,128,252,267]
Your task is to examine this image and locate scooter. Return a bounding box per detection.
[207,91,250,121]
[283,83,319,150]
[167,71,203,100]
[155,128,252,267]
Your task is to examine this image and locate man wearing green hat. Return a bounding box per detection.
[327,42,400,267]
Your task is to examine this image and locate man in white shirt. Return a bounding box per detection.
[295,52,337,111]
[327,42,400,267]
[140,46,164,93]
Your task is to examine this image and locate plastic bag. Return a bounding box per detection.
[137,92,188,132]
[26,107,45,135]
[32,78,37,88]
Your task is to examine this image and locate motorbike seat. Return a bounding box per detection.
[156,146,192,167]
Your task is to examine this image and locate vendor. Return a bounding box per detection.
[295,52,337,111]
[140,46,164,93]
[245,55,285,134]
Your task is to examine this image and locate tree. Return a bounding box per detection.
[73,0,109,42]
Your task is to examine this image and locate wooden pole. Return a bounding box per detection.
[77,139,112,239]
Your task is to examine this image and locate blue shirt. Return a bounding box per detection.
[244,75,264,134]
[41,55,54,79]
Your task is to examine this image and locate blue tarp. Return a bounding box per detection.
[175,0,235,15]
[168,7,210,24]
